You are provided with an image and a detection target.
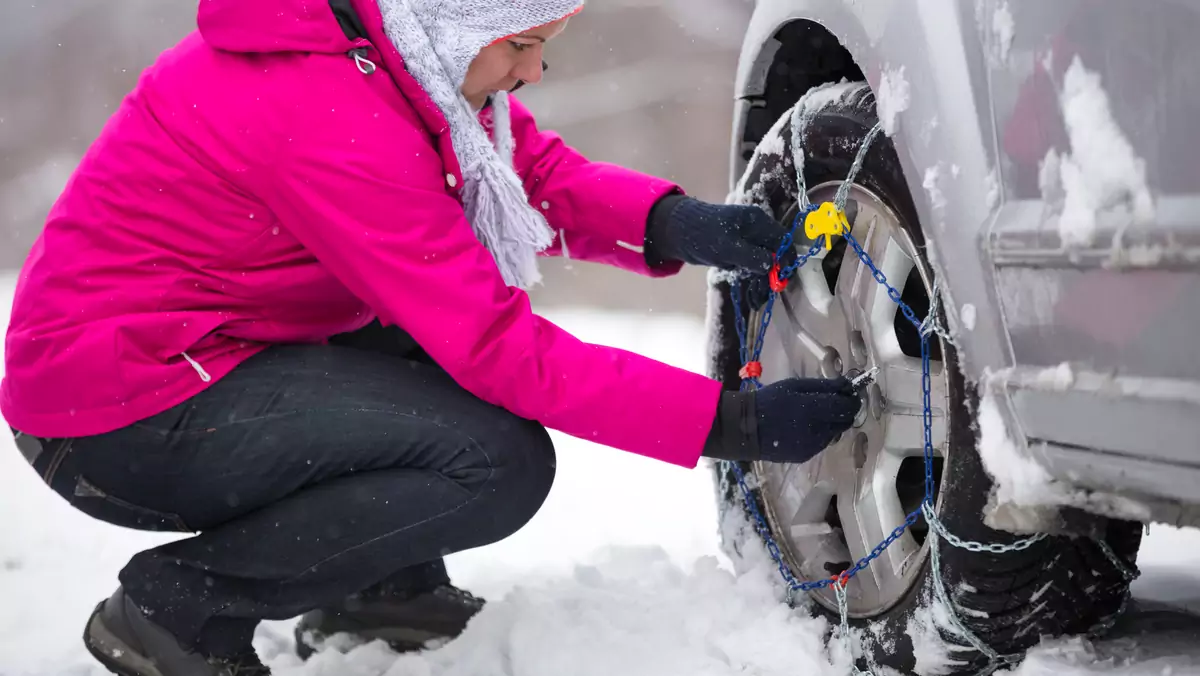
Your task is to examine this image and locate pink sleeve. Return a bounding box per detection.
[264,97,721,468]
[505,95,685,277]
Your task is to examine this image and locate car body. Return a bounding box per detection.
[725,0,1200,531]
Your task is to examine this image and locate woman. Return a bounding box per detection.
[1,0,861,673]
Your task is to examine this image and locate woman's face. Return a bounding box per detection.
[461,18,570,110]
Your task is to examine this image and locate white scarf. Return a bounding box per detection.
[375,0,585,289]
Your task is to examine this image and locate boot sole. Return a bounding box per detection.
[83,601,166,676]
[295,624,438,660]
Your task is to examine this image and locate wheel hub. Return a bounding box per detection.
[751,181,950,618]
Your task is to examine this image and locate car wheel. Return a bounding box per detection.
[707,81,1142,675]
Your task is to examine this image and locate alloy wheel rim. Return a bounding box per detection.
[750,180,951,618]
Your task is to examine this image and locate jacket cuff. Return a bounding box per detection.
[702,389,760,462]
[644,192,689,269]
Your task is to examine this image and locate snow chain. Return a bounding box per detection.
[722,106,1127,674]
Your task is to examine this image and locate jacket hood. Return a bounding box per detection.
[197,0,359,55]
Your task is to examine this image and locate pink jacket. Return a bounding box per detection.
[1,0,723,468]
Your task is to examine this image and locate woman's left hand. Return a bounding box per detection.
[644,194,785,273]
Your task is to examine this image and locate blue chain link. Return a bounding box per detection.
[726,202,936,594]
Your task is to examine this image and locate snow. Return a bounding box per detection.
[975,379,1072,524]
[876,65,910,136]
[997,634,1200,676]
[919,116,940,148]
[293,548,840,676]
[906,596,968,676]
[754,129,786,162]
[923,163,948,215]
[1033,363,1076,390]
[985,168,1001,212]
[975,369,1153,528]
[1040,149,1063,203]
[975,385,1053,507]
[3,272,1200,675]
[960,303,977,332]
[1049,57,1156,248]
[798,79,858,118]
[992,3,1015,63]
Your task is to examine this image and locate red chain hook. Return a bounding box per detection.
[767,255,788,294]
[739,361,763,380]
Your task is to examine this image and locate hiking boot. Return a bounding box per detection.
[294,583,484,659]
[83,587,269,676]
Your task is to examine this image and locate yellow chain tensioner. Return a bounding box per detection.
[804,201,850,249]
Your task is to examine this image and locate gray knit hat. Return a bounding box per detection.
[375,0,585,289]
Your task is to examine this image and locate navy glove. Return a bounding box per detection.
[703,377,861,465]
[738,271,777,314]
[645,194,786,273]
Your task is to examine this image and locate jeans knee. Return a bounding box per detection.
[480,418,555,535]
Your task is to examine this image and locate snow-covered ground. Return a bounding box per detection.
[2,272,1200,676]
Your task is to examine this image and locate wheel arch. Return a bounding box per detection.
[729,18,865,177]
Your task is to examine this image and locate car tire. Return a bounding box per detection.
[707,81,1142,675]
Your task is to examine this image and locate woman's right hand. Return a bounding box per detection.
[702,376,862,465]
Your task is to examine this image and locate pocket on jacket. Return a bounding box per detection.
[70,475,193,533]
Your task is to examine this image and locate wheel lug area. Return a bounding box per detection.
[822,348,843,378]
[850,372,870,428]
[852,432,869,470]
[849,331,868,367]
[869,383,885,420]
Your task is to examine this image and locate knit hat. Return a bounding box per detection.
[375,0,585,289]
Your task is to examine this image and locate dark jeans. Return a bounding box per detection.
[18,322,556,654]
